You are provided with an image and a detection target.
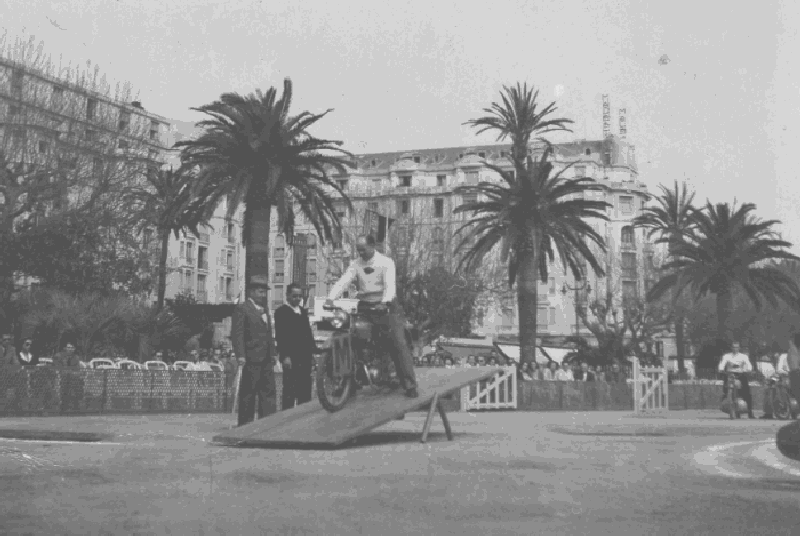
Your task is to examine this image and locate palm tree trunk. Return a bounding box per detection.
[675,313,686,372]
[716,283,734,344]
[156,227,170,312]
[244,207,272,297]
[516,237,539,366]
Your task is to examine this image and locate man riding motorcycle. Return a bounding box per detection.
[324,234,418,398]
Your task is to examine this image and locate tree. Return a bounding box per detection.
[648,201,800,345]
[122,167,191,310]
[457,83,608,365]
[454,145,610,365]
[633,180,698,371]
[167,79,354,309]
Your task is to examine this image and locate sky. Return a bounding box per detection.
[3,0,799,249]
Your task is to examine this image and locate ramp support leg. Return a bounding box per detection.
[420,392,454,443]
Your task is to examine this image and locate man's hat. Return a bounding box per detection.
[249,275,271,289]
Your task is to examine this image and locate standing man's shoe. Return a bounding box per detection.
[405,387,419,398]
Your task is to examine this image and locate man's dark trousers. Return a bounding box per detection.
[373,301,416,390]
[282,364,312,409]
[237,362,276,426]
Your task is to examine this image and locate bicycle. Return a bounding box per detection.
[315,302,399,412]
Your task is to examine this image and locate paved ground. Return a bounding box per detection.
[1,410,800,535]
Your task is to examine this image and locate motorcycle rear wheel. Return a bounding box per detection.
[316,349,354,413]
[773,387,792,420]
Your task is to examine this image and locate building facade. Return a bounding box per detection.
[269,136,672,357]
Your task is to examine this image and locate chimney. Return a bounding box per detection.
[131,101,143,109]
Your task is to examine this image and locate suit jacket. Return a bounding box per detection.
[18,352,39,368]
[575,370,596,382]
[232,299,276,365]
[274,304,317,368]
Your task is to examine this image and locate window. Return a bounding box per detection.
[413,155,420,164]
[621,252,637,279]
[179,241,185,260]
[434,198,444,218]
[86,98,97,120]
[462,193,477,205]
[465,171,479,185]
[620,196,634,214]
[437,175,446,187]
[537,307,548,331]
[397,199,409,215]
[574,165,586,178]
[585,148,591,156]
[85,129,96,142]
[226,250,234,271]
[432,227,444,252]
[198,246,208,270]
[623,281,638,301]
[400,176,412,188]
[186,242,195,265]
[11,69,23,92]
[274,235,285,257]
[307,259,317,282]
[502,308,514,329]
[227,223,236,244]
[367,201,379,213]
[118,111,130,131]
[225,277,233,301]
[274,260,284,283]
[500,151,506,158]
[371,159,376,167]
[549,277,556,295]
[654,341,664,357]
[621,226,635,246]
[197,275,207,301]
[38,140,49,154]
[150,120,158,140]
[550,307,556,325]
[334,201,348,219]
[478,151,486,158]
[183,270,194,292]
[49,84,64,104]
[118,139,129,150]
[645,253,655,271]
[307,235,317,258]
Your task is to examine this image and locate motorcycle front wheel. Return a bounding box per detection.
[316,349,354,412]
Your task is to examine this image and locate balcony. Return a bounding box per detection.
[620,242,636,251]
[225,263,235,274]
[184,256,195,267]
[273,273,284,283]
[198,232,210,244]
[621,268,637,280]
[197,259,209,271]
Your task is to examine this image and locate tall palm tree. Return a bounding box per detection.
[633,181,697,370]
[648,201,800,344]
[167,78,353,305]
[454,147,611,365]
[122,167,190,311]
[456,83,607,365]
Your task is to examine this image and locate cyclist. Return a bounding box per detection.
[718,341,755,418]
[325,234,418,398]
[762,351,791,419]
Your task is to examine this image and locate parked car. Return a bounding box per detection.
[144,360,169,371]
[172,361,193,371]
[36,357,54,367]
[117,360,142,371]
[88,358,118,370]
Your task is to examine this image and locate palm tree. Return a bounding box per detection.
[167,78,353,304]
[456,83,607,365]
[122,167,190,311]
[454,146,611,365]
[648,201,800,345]
[633,181,697,371]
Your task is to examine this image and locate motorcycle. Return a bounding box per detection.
[721,368,748,419]
[766,374,798,420]
[315,301,399,412]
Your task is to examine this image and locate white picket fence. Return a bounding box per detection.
[632,359,668,413]
[461,365,518,411]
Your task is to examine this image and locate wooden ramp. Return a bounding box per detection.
[213,367,498,448]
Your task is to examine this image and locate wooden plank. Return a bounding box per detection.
[213,367,497,448]
[437,398,453,441]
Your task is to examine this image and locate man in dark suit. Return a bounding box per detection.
[274,283,317,409]
[231,274,277,426]
[574,362,596,382]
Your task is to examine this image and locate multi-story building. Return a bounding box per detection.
[270,135,671,356]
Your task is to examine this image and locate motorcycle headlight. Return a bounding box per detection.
[330,310,349,330]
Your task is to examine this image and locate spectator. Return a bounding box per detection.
[432,355,443,367]
[555,363,574,381]
[152,350,165,362]
[464,355,476,368]
[193,351,213,372]
[1,333,18,367]
[53,341,83,411]
[487,356,497,366]
[542,361,558,380]
[17,338,38,368]
[274,282,317,409]
[520,361,535,380]
[477,355,486,366]
[444,357,455,369]
[575,362,596,382]
[497,354,508,367]
[605,362,628,383]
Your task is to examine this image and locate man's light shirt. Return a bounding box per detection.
[328,250,396,304]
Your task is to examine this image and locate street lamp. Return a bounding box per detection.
[562,281,591,337]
